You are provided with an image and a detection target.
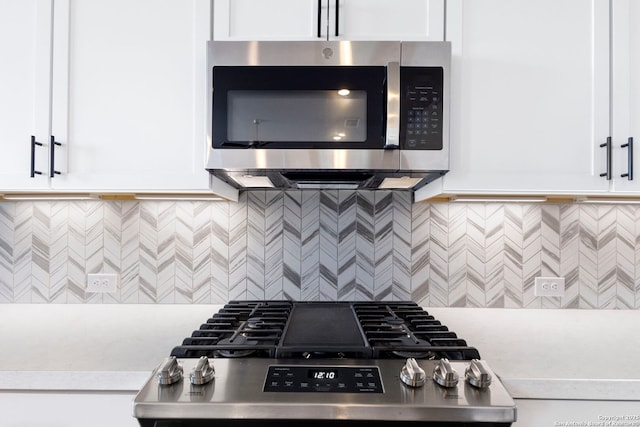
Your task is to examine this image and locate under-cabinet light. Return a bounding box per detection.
[378,177,423,189]
[134,194,224,201]
[574,197,640,205]
[0,193,227,202]
[1,193,97,201]
[451,196,548,203]
[230,175,275,188]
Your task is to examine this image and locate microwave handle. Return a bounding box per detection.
[334,0,339,37]
[385,62,400,149]
[317,0,322,38]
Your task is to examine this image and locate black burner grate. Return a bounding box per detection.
[170,300,480,360]
[170,301,292,358]
[354,302,481,360]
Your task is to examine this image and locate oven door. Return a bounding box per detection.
[212,66,387,150]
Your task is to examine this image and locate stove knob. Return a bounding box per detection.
[156,356,183,385]
[432,358,459,388]
[190,356,215,385]
[400,357,426,387]
[465,359,492,389]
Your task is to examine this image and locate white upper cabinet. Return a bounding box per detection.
[49,0,213,192]
[442,0,611,194]
[1,0,232,194]
[334,0,444,41]
[0,0,52,191]
[213,0,444,41]
[214,0,320,40]
[610,0,640,193]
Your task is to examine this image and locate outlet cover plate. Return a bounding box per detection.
[86,273,118,293]
[534,277,565,297]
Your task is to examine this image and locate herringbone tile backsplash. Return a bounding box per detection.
[1,191,638,308]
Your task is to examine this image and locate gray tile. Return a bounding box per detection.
[1,196,639,309]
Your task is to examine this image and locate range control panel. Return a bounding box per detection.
[400,67,444,150]
[263,365,383,393]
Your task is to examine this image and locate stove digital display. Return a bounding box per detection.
[264,365,383,393]
[308,370,338,380]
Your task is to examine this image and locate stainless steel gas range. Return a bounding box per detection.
[133,301,517,426]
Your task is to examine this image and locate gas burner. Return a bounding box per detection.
[392,350,437,360]
[383,317,406,331]
[215,349,256,358]
[246,317,264,329]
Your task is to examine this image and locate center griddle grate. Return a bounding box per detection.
[275,303,371,358]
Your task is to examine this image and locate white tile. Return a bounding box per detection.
[1,197,639,310]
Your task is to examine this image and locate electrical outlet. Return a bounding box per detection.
[86,273,118,293]
[534,277,565,297]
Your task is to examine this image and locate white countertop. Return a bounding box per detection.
[1,304,639,400]
[0,304,218,371]
[427,307,640,400]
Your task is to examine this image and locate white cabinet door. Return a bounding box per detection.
[213,0,444,41]
[335,0,444,41]
[0,0,52,191]
[214,0,320,40]
[49,0,212,192]
[442,0,610,194]
[610,0,640,193]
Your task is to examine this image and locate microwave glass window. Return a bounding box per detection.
[212,66,385,149]
[227,90,367,143]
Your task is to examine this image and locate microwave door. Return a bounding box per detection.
[211,66,387,150]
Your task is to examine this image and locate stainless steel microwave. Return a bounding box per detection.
[205,41,451,191]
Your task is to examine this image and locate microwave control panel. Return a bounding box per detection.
[400,67,444,150]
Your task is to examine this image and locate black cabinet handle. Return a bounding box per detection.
[334,0,339,37]
[30,135,43,177]
[50,135,61,178]
[621,137,634,180]
[317,0,322,38]
[599,136,612,180]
